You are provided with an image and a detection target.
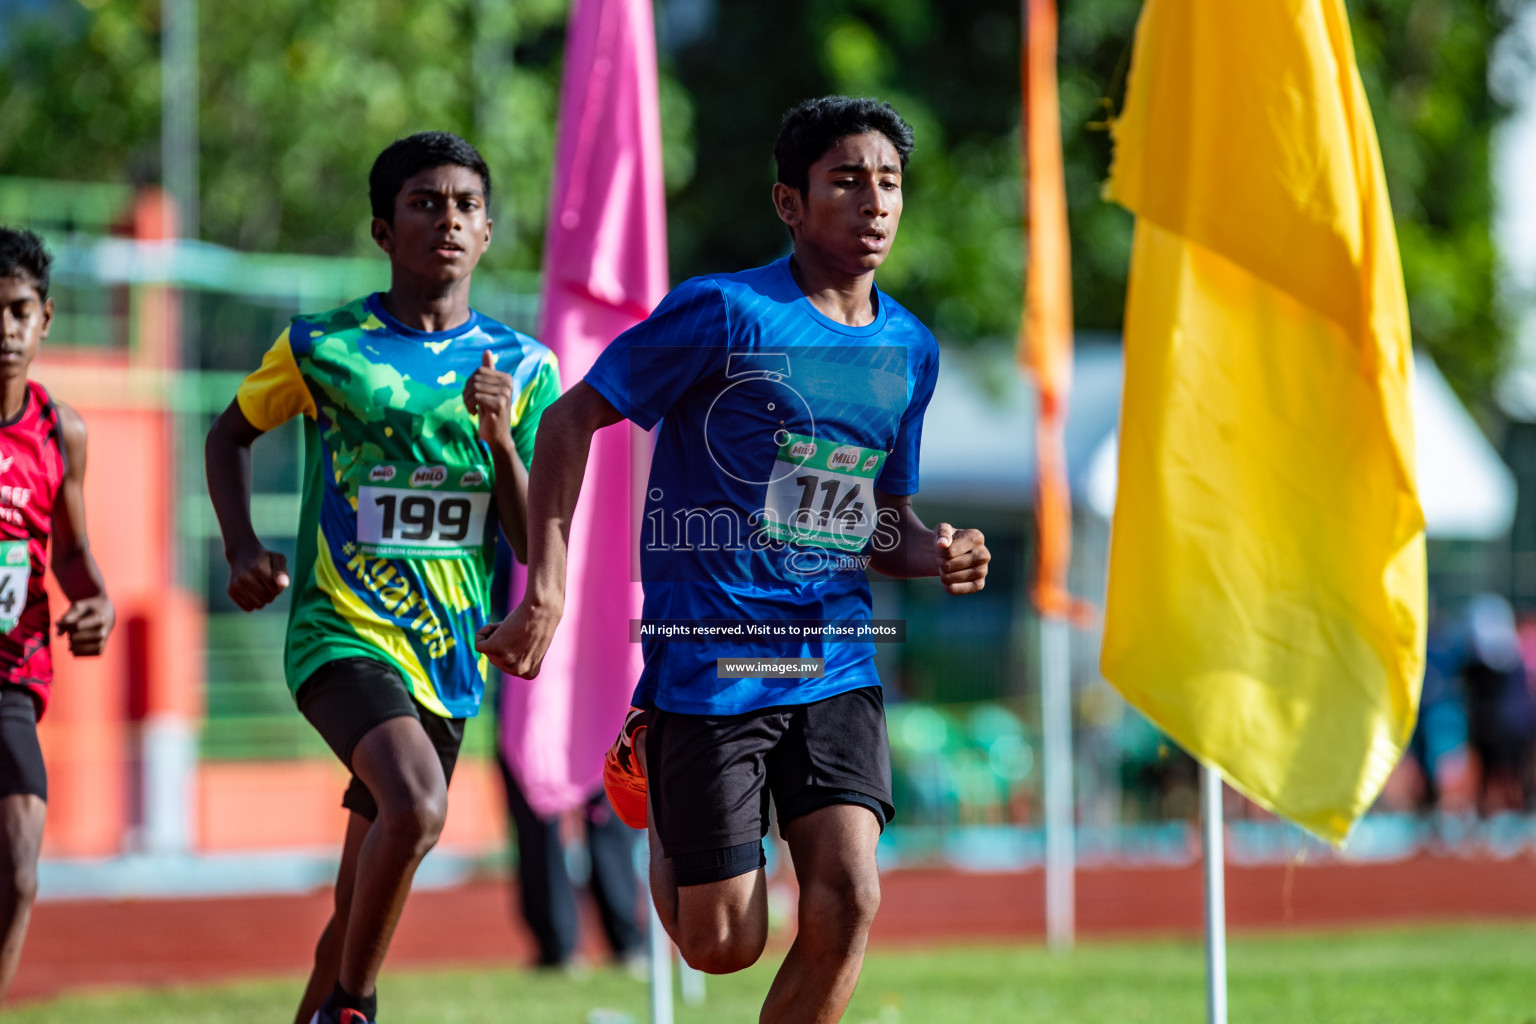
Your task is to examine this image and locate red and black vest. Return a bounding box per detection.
[0,381,66,713]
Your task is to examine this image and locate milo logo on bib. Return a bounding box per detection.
[828,446,862,471]
[760,433,887,552]
[410,465,448,488]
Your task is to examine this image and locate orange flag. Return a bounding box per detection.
[1021,0,1088,623]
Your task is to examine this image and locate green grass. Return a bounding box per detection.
[11,923,1536,1023]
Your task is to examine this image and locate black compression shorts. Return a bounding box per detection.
[0,686,45,802]
[648,686,893,886]
[297,657,465,822]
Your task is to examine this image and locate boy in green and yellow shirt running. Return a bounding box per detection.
[206,131,558,1024]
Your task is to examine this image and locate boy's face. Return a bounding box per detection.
[774,131,904,276]
[0,274,51,380]
[371,164,492,286]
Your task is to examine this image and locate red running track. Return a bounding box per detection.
[14,853,1536,1003]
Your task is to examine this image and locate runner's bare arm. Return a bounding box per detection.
[475,381,624,677]
[462,350,529,562]
[49,402,114,656]
[868,490,989,594]
[205,401,291,611]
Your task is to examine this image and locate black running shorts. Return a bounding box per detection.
[0,686,45,801]
[648,686,894,885]
[297,657,465,822]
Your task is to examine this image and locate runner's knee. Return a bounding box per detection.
[3,859,37,908]
[676,918,766,974]
[799,871,881,943]
[401,790,447,854]
[0,802,44,908]
[375,779,448,855]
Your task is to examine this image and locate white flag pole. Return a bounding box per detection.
[678,951,707,1006]
[1041,614,1074,951]
[1201,763,1228,1024]
[648,902,674,1024]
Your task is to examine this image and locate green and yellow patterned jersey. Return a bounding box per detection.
[236,294,560,718]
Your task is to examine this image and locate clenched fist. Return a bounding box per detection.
[934,523,989,595]
[56,595,114,656]
[475,599,562,678]
[227,544,291,611]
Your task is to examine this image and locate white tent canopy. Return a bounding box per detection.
[919,343,1516,541]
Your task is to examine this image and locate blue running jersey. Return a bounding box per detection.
[585,257,939,715]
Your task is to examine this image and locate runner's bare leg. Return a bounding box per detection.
[295,812,370,1024]
[0,794,45,1006]
[335,717,449,1000]
[640,731,769,972]
[758,804,881,1024]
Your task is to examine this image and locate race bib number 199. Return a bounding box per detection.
[356,462,493,560]
[761,434,886,552]
[0,541,30,634]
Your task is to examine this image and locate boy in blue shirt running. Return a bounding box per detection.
[479,96,989,1023]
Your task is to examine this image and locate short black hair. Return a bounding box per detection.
[368,131,492,222]
[0,228,52,300]
[774,96,915,195]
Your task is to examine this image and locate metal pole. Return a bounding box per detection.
[472,0,513,233]
[161,0,198,240]
[1201,763,1228,1024]
[152,0,198,858]
[1041,614,1074,951]
[473,0,496,136]
[678,950,706,1006]
[648,902,674,1024]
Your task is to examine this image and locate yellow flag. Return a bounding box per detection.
[1102,0,1426,844]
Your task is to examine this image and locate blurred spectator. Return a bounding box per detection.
[495,755,645,970]
[489,545,644,970]
[1462,594,1536,814]
[1518,612,1536,688]
[1116,710,1198,823]
[1406,612,1470,813]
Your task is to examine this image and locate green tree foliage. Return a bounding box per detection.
[0,1,164,191]
[0,0,697,276]
[662,0,1102,349]
[1351,0,1526,403]
[660,0,1146,346]
[0,0,1526,405]
[665,0,1528,406]
[194,0,567,271]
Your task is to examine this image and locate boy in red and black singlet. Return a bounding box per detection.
[0,228,114,1005]
[0,382,69,689]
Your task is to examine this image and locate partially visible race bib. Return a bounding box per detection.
[761,434,886,552]
[356,462,493,560]
[0,541,30,634]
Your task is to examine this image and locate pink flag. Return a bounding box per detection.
[499,0,668,816]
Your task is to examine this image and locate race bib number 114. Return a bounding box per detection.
[356,462,493,560]
[761,434,886,552]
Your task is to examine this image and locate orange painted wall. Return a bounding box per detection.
[198,758,507,853]
[31,356,205,857]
